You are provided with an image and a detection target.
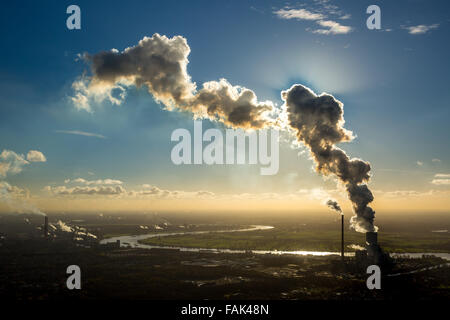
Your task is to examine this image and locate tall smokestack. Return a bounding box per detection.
[44,216,48,238]
[324,199,345,260]
[341,214,344,260]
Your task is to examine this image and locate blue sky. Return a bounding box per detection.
[0,0,449,213]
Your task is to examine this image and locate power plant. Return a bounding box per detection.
[354,231,391,269]
[366,231,383,264]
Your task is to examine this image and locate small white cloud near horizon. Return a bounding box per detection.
[431,179,450,185]
[45,185,126,196]
[416,161,423,166]
[65,178,123,185]
[55,130,106,139]
[432,158,441,163]
[404,24,439,35]
[26,150,46,162]
[431,173,450,185]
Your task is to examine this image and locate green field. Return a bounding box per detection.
[139,228,450,253]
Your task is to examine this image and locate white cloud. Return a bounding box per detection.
[404,24,439,35]
[273,5,352,35]
[435,173,450,178]
[416,161,423,166]
[26,150,46,162]
[379,190,423,198]
[65,178,123,185]
[274,8,325,21]
[313,20,352,35]
[0,181,28,197]
[431,179,450,185]
[431,173,450,185]
[47,180,217,199]
[46,185,126,196]
[432,158,441,163]
[0,150,29,177]
[55,130,106,139]
[131,184,215,199]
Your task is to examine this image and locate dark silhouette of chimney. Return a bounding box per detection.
[366,231,377,246]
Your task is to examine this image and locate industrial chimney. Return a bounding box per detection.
[366,231,377,246]
[44,216,48,238]
[366,231,381,263]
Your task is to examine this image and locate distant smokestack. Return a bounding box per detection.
[341,214,344,260]
[44,216,48,238]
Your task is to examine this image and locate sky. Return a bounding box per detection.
[0,0,449,216]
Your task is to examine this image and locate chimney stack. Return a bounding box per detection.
[44,216,48,238]
[366,231,377,246]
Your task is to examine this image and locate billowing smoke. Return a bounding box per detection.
[0,181,46,216]
[326,199,343,215]
[282,84,376,233]
[0,149,47,216]
[49,220,97,240]
[54,220,74,233]
[71,34,376,233]
[73,33,274,129]
[348,244,365,251]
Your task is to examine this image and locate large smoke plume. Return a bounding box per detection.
[72,34,376,233]
[73,33,274,129]
[282,85,376,232]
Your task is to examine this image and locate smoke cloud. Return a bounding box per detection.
[72,33,274,129]
[49,220,97,240]
[348,244,365,251]
[326,199,343,215]
[71,34,376,233]
[282,84,376,233]
[0,181,46,216]
[0,149,47,216]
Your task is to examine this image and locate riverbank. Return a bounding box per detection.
[101,225,450,260]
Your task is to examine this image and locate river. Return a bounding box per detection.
[100,225,450,261]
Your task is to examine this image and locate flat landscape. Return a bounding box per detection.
[139,228,450,253]
[137,212,450,253]
[1,211,449,300]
